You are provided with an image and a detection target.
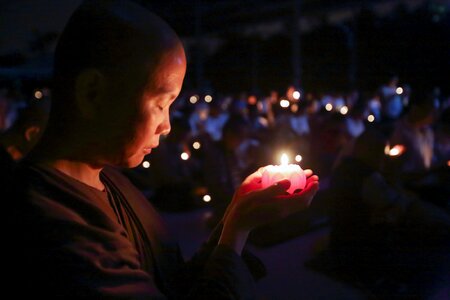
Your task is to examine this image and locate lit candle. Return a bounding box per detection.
[385,144,405,157]
[261,153,306,194]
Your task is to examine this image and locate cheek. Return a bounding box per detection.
[134,110,160,141]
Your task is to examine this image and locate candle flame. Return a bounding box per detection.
[384,143,391,155]
[387,144,405,157]
[281,153,289,165]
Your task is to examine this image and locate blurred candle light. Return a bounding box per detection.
[447,160,450,167]
[385,144,405,157]
[396,87,404,95]
[193,141,201,150]
[248,95,257,105]
[367,114,375,122]
[204,95,213,103]
[291,103,299,113]
[295,154,302,162]
[325,103,333,111]
[261,153,306,194]
[340,105,349,115]
[293,91,301,100]
[384,144,391,155]
[34,90,43,100]
[181,152,190,160]
[189,95,199,104]
[142,161,150,168]
[203,194,212,202]
[280,99,290,108]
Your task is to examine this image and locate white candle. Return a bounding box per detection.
[261,153,306,194]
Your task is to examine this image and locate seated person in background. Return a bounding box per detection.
[0,102,48,180]
[203,116,260,226]
[6,1,319,298]
[379,73,403,122]
[329,128,450,299]
[388,90,436,177]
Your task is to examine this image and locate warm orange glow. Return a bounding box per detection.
[193,141,201,149]
[34,90,43,99]
[340,106,348,115]
[290,103,299,113]
[325,103,333,111]
[248,95,257,105]
[181,152,190,160]
[387,144,405,157]
[367,114,375,122]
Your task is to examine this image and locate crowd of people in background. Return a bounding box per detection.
[1,75,449,298]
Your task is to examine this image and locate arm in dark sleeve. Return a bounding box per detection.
[167,223,265,299]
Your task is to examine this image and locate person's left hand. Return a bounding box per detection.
[218,168,319,254]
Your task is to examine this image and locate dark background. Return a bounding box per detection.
[1,0,449,96]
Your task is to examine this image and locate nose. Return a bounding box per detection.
[157,110,171,136]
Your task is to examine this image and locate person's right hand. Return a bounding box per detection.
[218,168,319,254]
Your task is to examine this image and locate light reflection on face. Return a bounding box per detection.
[109,45,186,168]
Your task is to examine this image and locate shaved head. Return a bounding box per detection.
[38,0,186,166]
[51,0,183,124]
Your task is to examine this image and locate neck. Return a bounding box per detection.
[44,159,105,191]
[30,137,106,191]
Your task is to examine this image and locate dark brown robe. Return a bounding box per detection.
[6,163,263,299]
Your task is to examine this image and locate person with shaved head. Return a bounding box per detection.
[6,1,319,298]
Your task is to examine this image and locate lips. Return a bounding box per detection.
[143,147,153,154]
[143,144,158,154]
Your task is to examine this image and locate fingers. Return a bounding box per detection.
[304,169,313,177]
[258,179,291,197]
[306,175,319,184]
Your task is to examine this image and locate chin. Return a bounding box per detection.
[113,154,144,169]
[127,158,145,169]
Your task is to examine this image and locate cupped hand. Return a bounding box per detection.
[219,168,319,254]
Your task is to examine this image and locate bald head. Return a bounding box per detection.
[39,0,186,166]
[52,0,183,118]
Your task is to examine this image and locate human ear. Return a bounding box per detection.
[75,69,107,119]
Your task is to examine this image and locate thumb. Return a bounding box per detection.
[263,179,291,197]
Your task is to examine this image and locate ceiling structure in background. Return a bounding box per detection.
[0,0,448,93]
[143,0,430,37]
